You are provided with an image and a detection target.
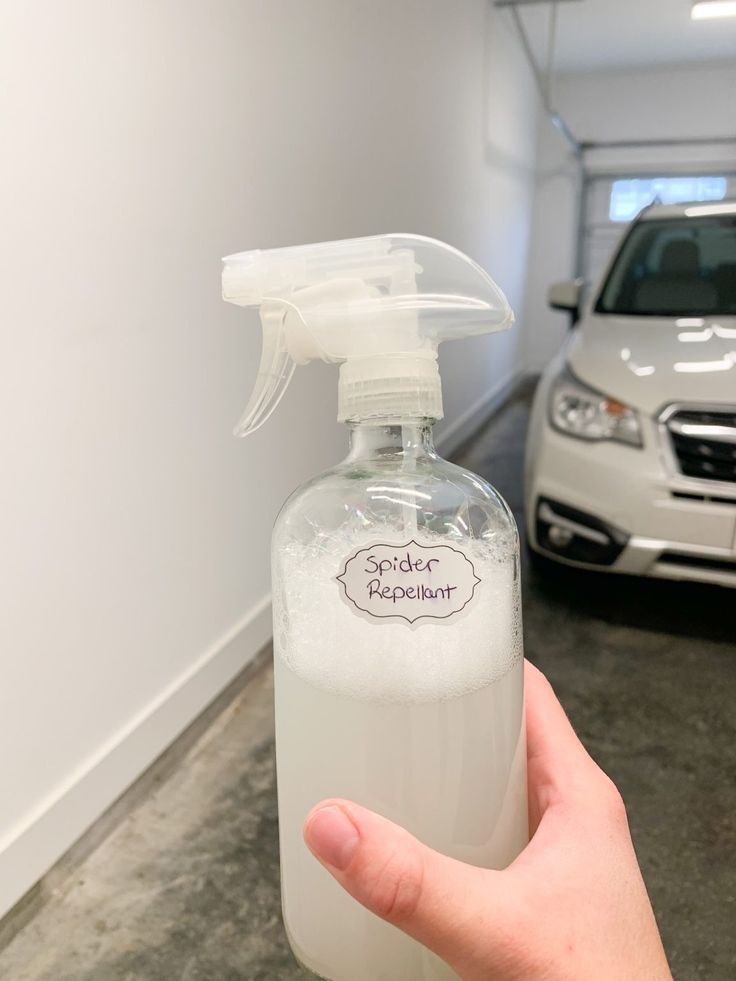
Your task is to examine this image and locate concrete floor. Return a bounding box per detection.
[1,384,734,980]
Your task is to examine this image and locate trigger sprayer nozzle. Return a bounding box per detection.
[222,234,513,435]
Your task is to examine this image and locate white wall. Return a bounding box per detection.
[524,60,736,370]
[0,0,538,918]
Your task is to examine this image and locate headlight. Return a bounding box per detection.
[549,368,642,447]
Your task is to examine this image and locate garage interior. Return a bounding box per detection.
[2,2,735,980]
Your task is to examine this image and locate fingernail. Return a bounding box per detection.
[305,805,359,870]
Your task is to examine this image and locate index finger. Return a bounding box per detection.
[524,660,601,823]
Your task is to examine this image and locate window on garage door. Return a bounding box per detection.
[609,176,727,223]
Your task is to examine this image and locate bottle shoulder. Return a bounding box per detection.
[274,455,517,547]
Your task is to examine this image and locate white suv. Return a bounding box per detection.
[525,201,736,588]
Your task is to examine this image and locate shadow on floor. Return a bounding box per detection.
[527,559,734,644]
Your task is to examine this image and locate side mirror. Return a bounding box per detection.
[547,279,583,314]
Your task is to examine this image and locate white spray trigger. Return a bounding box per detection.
[233,302,295,437]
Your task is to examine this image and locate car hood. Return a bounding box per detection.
[567,314,736,415]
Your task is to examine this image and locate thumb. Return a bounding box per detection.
[303,799,508,975]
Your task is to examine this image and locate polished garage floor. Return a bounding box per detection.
[1,383,734,980]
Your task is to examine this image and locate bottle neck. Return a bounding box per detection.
[345,420,438,465]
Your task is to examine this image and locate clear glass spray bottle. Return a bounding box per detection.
[223,235,527,980]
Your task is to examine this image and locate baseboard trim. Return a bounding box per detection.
[0,596,272,928]
[438,369,526,458]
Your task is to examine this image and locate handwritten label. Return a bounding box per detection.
[336,540,481,626]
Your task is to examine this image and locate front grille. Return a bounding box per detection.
[665,408,736,484]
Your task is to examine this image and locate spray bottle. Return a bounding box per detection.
[223,234,527,981]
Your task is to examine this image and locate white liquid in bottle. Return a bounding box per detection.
[273,531,527,981]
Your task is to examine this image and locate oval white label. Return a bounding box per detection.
[336,540,481,626]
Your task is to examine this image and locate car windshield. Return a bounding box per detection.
[595,213,736,317]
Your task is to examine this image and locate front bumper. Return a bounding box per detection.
[525,418,736,588]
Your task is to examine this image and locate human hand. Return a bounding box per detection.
[303,660,672,980]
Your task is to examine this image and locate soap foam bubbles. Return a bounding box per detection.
[273,528,522,704]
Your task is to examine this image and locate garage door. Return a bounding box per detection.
[581,172,736,290]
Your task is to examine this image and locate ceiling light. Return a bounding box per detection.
[692,1,736,19]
